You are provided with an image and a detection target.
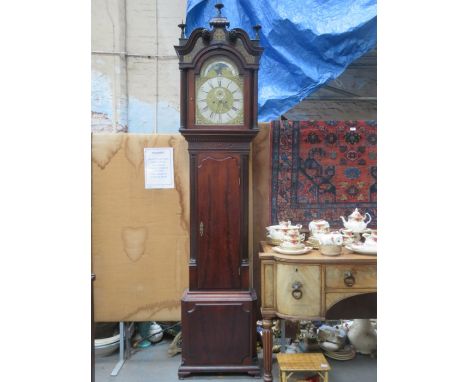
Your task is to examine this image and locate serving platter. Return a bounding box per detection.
[345,243,377,255]
[272,246,312,255]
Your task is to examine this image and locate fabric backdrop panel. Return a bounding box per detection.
[271,120,377,229]
[186,0,377,122]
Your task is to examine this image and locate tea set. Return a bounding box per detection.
[266,208,377,256]
[266,221,312,255]
[266,221,302,243]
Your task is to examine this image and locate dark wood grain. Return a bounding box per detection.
[179,290,260,377]
[197,153,241,289]
[91,274,96,382]
[325,292,377,319]
[180,70,187,129]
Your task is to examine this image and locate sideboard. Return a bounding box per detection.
[259,241,377,382]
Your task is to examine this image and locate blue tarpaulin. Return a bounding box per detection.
[186,0,377,122]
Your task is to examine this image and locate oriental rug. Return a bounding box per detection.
[270,120,377,229]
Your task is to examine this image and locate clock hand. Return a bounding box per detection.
[213,101,223,122]
[214,100,222,115]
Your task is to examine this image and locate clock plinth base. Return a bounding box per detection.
[179,289,260,378]
[178,364,261,379]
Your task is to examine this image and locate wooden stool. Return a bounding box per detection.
[276,353,331,382]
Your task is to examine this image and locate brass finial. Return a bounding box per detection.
[215,2,224,16]
[178,20,186,38]
[253,24,262,40]
[210,2,229,28]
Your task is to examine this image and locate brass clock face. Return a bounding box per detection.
[195,57,244,125]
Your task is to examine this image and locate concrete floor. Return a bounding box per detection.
[95,339,376,382]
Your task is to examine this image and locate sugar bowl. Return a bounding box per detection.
[316,231,343,256]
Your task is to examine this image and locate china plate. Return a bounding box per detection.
[346,244,377,255]
[320,345,356,361]
[272,246,312,255]
[323,350,356,361]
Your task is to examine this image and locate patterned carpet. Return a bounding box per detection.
[270,120,377,229]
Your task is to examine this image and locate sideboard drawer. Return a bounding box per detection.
[325,265,376,290]
[276,263,321,317]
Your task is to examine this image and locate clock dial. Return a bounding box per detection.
[196,58,244,125]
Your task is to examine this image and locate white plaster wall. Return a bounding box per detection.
[92,0,376,129]
[92,0,186,133]
[126,0,158,54]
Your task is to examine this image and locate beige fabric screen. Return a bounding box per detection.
[92,134,190,321]
[92,126,271,322]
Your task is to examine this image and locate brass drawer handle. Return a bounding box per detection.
[344,271,355,287]
[199,221,204,237]
[291,281,303,299]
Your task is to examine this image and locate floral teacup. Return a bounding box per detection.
[317,231,343,246]
[340,228,355,245]
[308,219,330,236]
[362,231,377,246]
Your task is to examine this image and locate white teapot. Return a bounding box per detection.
[340,208,372,232]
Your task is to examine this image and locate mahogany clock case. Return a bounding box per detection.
[175,7,263,377]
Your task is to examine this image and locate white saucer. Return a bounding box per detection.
[347,228,372,234]
[272,246,312,255]
[280,242,305,250]
[346,243,377,255]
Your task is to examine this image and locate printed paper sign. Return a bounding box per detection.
[144,147,174,189]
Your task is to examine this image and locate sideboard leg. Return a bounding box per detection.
[262,319,273,382]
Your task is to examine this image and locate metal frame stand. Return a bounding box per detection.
[110,322,134,376]
[280,319,286,353]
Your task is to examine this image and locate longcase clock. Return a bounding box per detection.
[175,3,263,378]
